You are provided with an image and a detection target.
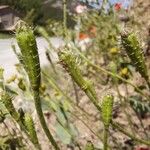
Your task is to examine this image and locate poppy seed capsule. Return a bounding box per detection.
[16,27,41,90]
[121,32,149,81]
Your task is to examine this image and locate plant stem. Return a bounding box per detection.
[111,121,150,146]
[86,86,150,146]
[42,70,92,118]
[59,47,150,146]
[103,127,109,150]
[33,90,60,150]
[115,84,137,137]
[46,50,57,75]
[72,45,150,101]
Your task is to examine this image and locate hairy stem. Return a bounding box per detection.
[103,127,108,150]
[33,90,60,150]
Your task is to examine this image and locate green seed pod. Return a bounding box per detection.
[59,50,87,90]
[59,49,98,101]
[16,26,41,91]
[101,95,114,127]
[121,32,149,81]
[0,92,19,121]
[24,113,39,146]
[16,25,59,150]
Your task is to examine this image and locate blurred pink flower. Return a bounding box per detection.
[75,5,87,14]
[114,3,122,11]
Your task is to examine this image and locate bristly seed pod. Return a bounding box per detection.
[0,92,19,121]
[101,95,114,127]
[58,49,98,101]
[24,113,39,146]
[58,49,102,113]
[16,26,41,91]
[16,25,59,150]
[121,31,149,81]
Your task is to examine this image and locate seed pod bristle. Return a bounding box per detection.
[58,49,101,113]
[16,26,41,90]
[121,31,149,81]
[0,92,19,120]
[24,113,39,146]
[16,26,59,150]
[101,95,114,127]
[58,49,97,100]
[58,49,86,89]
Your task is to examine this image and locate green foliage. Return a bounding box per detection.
[80,10,119,54]
[129,96,150,118]
[1,1,150,149]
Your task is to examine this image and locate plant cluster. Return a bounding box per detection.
[0,1,150,150]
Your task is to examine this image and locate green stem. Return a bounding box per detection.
[46,50,57,75]
[103,127,109,150]
[115,83,137,137]
[42,70,92,119]
[33,90,60,150]
[85,85,150,146]
[73,45,150,101]
[111,121,150,146]
[86,87,150,146]
[60,47,150,146]
[18,118,41,149]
